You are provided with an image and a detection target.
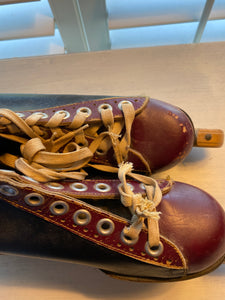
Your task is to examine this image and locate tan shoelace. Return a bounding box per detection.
[118,162,162,249]
[0,102,162,249]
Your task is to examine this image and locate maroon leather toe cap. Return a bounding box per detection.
[159,182,225,274]
[131,98,195,171]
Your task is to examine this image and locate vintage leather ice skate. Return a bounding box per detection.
[0,94,224,282]
[0,165,224,282]
[0,94,223,178]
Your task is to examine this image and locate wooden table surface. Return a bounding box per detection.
[0,42,224,299]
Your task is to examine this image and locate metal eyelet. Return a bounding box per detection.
[117,183,134,192]
[94,183,111,192]
[145,241,164,258]
[70,182,88,192]
[118,100,132,110]
[120,228,139,246]
[55,110,70,119]
[96,148,107,156]
[16,112,25,118]
[96,218,115,236]
[73,209,91,226]
[31,112,48,119]
[46,182,64,190]
[98,103,112,113]
[127,183,134,191]
[50,201,69,215]
[76,107,92,117]
[139,183,145,190]
[24,193,45,206]
[0,185,18,196]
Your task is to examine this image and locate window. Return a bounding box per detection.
[0,0,225,59]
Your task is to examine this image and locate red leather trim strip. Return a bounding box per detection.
[16,97,148,125]
[23,177,173,199]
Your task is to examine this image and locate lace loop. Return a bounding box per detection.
[21,138,46,163]
[118,162,162,249]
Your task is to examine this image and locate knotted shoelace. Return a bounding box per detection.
[0,101,163,249]
[118,162,162,249]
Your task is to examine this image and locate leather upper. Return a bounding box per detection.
[0,95,223,281]
[10,96,195,172]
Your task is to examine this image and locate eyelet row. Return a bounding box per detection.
[0,185,116,237]
[46,182,113,192]
[45,181,146,193]
[16,100,133,121]
[120,228,164,257]
[0,185,114,235]
[0,183,162,257]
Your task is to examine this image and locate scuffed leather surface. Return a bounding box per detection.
[131,98,195,171]
[159,182,225,273]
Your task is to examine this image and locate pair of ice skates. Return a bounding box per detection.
[0,94,224,282]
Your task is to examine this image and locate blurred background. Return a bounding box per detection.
[0,0,225,59]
